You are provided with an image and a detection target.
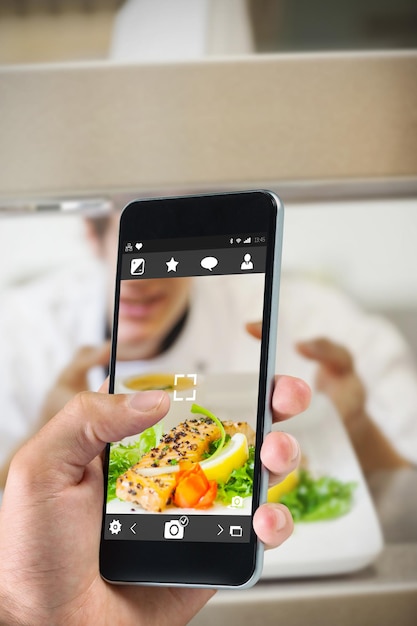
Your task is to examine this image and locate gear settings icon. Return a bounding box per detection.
[109,519,122,535]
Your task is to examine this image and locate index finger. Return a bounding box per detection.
[271,375,311,422]
[296,338,353,374]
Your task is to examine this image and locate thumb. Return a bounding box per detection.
[13,390,170,491]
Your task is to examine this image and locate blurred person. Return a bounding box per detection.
[0,210,415,497]
[0,374,309,625]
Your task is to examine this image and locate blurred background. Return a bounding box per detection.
[1,0,416,350]
[1,0,417,64]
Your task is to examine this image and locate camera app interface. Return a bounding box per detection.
[105,233,267,543]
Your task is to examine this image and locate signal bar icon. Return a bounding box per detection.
[231,236,252,244]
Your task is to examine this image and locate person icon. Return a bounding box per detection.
[241,253,254,270]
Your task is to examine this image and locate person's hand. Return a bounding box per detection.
[247,325,366,433]
[247,324,407,472]
[0,377,310,626]
[296,338,410,472]
[40,342,111,424]
[296,338,366,433]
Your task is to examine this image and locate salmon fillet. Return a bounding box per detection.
[223,421,256,447]
[135,417,221,469]
[116,472,177,513]
[116,417,221,512]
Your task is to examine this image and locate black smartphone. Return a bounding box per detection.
[100,190,284,588]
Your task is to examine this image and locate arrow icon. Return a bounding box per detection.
[217,524,224,536]
[130,523,137,535]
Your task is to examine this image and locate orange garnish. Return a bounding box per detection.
[174,462,217,509]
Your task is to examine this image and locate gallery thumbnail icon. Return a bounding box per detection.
[130,258,145,275]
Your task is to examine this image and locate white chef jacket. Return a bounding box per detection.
[1,260,417,479]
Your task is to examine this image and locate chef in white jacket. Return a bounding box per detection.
[0,212,415,495]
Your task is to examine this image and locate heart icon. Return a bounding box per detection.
[135,243,143,251]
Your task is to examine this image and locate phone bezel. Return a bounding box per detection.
[100,190,283,588]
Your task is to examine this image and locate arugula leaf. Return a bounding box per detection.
[216,446,255,504]
[107,421,163,502]
[202,434,231,459]
[215,457,356,523]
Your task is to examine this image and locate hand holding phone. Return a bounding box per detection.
[0,358,309,625]
[100,190,284,588]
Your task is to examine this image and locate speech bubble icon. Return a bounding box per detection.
[201,256,218,271]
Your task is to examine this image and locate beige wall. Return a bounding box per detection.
[0,52,416,200]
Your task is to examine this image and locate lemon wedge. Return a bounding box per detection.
[201,433,249,484]
[267,469,299,503]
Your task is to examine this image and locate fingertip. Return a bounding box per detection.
[254,504,294,549]
[245,321,262,339]
[129,390,170,413]
[260,431,300,476]
[296,338,353,373]
[295,339,316,357]
[272,375,311,421]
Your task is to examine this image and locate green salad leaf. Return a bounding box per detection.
[279,469,357,522]
[216,446,255,504]
[202,434,231,459]
[191,403,226,460]
[107,421,163,502]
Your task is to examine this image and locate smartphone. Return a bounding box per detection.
[100,190,284,588]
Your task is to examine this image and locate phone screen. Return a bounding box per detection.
[100,191,282,586]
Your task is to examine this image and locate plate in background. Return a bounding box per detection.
[262,393,384,578]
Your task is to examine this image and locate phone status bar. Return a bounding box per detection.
[122,233,266,255]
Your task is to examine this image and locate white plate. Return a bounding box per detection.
[262,393,384,578]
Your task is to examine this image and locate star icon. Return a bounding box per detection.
[166,257,179,272]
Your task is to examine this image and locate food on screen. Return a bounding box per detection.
[123,373,196,393]
[108,404,256,513]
